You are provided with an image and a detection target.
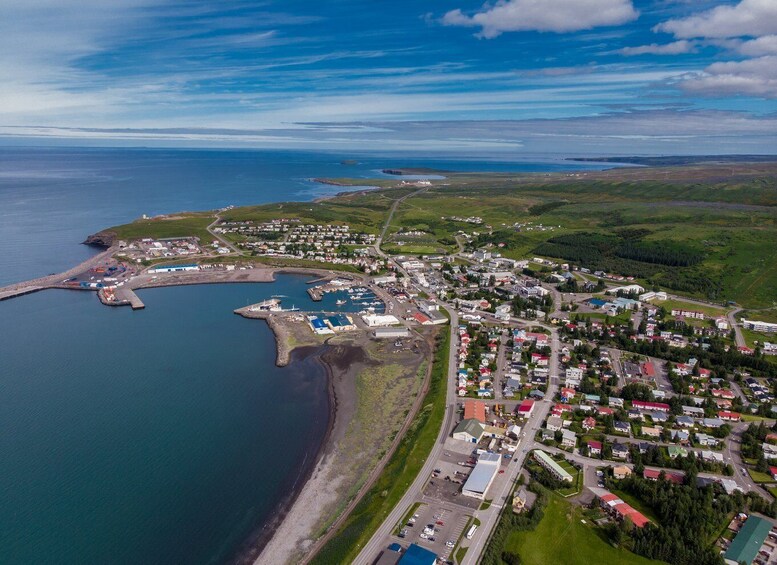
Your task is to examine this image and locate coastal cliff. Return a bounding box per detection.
[82,230,117,248]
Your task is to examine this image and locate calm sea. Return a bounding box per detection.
[0,146,613,564]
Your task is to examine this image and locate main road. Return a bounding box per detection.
[352,302,459,564]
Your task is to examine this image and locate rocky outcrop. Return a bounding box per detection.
[82,230,117,248]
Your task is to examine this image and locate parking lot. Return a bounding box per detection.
[394,501,472,561]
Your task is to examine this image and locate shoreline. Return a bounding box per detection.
[230,343,339,565]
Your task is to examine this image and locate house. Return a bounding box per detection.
[642,426,661,439]
[560,387,576,402]
[517,399,535,418]
[561,429,577,448]
[613,421,630,435]
[695,433,718,447]
[582,417,597,431]
[701,450,724,463]
[712,388,736,400]
[644,468,684,484]
[682,405,705,417]
[632,400,670,413]
[613,465,632,479]
[588,441,602,456]
[597,406,615,416]
[668,445,688,459]
[676,415,695,427]
[650,411,668,423]
[595,489,650,528]
[612,443,629,459]
[546,415,564,432]
[609,397,625,409]
[718,411,741,422]
[770,466,777,481]
[763,443,777,460]
[453,419,485,443]
[703,417,724,428]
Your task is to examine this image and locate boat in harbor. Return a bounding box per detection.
[336,299,346,305]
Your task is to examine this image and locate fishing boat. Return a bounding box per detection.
[336,299,347,306]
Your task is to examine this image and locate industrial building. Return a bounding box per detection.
[452,418,485,443]
[725,516,773,565]
[373,327,411,339]
[462,452,501,499]
[148,264,199,273]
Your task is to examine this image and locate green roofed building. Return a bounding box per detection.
[725,516,772,565]
[452,418,485,443]
[533,449,573,482]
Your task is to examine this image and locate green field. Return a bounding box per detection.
[503,495,664,565]
[110,214,215,244]
[653,298,729,318]
[100,163,777,308]
[747,469,775,484]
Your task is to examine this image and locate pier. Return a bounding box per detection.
[0,285,45,301]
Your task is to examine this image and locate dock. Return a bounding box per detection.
[0,285,45,301]
[101,286,145,309]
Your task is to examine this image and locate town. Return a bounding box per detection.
[3,212,777,565]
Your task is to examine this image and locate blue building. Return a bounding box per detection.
[398,543,437,565]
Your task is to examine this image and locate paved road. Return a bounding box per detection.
[461,328,560,565]
[352,304,459,565]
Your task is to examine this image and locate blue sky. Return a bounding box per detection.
[1,0,776,154]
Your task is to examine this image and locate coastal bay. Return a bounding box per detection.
[0,278,334,565]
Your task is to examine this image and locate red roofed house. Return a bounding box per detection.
[643,468,684,484]
[464,400,487,423]
[632,400,670,413]
[597,491,649,528]
[771,467,777,481]
[711,388,735,400]
[587,440,602,455]
[718,411,741,422]
[517,399,535,418]
[583,417,597,431]
[738,346,754,355]
[560,387,576,402]
[597,406,615,416]
[531,353,549,366]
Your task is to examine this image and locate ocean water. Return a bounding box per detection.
[0,276,360,565]
[0,146,614,564]
[0,146,614,286]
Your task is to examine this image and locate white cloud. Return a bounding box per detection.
[442,0,638,38]
[676,56,777,98]
[656,0,777,39]
[736,35,777,56]
[618,40,696,55]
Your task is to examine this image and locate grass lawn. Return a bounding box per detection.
[747,469,775,484]
[503,494,664,565]
[653,298,729,318]
[110,214,216,244]
[741,328,775,349]
[769,486,777,498]
[557,461,582,497]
